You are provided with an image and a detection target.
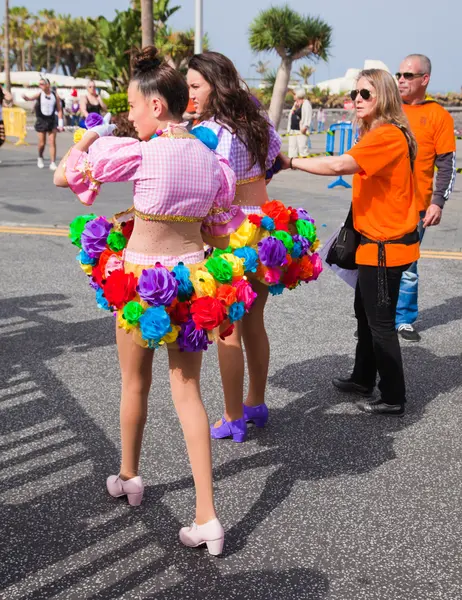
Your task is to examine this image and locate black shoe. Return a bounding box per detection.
[397,324,421,342]
[332,377,374,397]
[357,401,405,417]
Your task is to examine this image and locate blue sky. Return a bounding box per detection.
[2,0,460,92]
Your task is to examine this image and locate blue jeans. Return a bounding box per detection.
[395,211,426,326]
[317,122,325,133]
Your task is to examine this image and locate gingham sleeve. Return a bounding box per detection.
[266,120,282,169]
[65,137,141,206]
[201,155,245,238]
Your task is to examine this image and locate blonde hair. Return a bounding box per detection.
[356,69,417,164]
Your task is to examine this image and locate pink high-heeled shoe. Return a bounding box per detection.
[179,518,224,555]
[106,474,144,506]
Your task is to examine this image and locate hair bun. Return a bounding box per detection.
[132,46,162,74]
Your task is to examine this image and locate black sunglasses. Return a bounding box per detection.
[350,89,374,101]
[395,72,425,81]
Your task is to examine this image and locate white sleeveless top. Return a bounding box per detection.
[40,92,56,117]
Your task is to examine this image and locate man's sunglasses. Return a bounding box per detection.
[395,72,425,81]
[350,89,374,101]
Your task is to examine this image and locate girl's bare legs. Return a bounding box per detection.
[242,281,270,408]
[216,280,270,423]
[116,325,154,480]
[168,348,216,525]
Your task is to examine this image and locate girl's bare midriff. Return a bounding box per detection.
[127,218,205,257]
[233,178,269,208]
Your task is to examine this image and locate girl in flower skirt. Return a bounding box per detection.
[187,53,323,444]
[54,47,256,555]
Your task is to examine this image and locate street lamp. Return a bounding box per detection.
[194,0,203,55]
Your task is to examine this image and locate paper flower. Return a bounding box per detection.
[139,306,172,346]
[137,266,178,307]
[81,217,112,258]
[258,237,287,268]
[178,319,211,352]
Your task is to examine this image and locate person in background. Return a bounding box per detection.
[183,96,199,130]
[0,87,13,160]
[80,80,106,119]
[287,88,312,157]
[22,77,63,171]
[395,54,457,342]
[70,89,80,126]
[317,105,326,133]
[281,69,419,417]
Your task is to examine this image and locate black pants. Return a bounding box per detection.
[352,264,410,405]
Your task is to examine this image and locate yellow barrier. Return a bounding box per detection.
[3,107,29,146]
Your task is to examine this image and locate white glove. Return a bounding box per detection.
[84,113,117,138]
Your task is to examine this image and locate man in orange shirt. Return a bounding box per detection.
[395,54,456,341]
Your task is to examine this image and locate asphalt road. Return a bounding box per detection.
[0,132,461,599]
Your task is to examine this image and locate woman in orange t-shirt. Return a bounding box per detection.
[281,69,419,416]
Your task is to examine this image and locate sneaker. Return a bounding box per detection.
[37,157,45,169]
[49,162,57,171]
[397,324,421,342]
[356,400,405,417]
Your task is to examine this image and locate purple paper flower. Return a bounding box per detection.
[292,234,311,255]
[258,237,287,268]
[85,113,104,129]
[296,208,314,222]
[137,266,178,307]
[178,319,211,352]
[81,217,112,258]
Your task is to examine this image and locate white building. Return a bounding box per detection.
[315,60,391,94]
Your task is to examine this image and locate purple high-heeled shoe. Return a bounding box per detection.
[243,403,269,428]
[210,417,247,443]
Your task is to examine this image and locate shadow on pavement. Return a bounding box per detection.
[417,294,462,333]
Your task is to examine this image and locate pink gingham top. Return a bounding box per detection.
[197,118,282,183]
[65,132,244,237]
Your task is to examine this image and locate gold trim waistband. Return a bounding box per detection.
[134,209,203,223]
[236,175,264,186]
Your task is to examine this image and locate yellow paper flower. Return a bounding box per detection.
[229,220,258,249]
[80,262,93,275]
[162,324,180,344]
[117,310,135,332]
[73,128,86,144]
[311,239,320,252]
[221,253,245,278]
[191,269,217,297]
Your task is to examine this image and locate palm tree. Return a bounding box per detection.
[8,6,30,71]
[3,0,11,90]
[156,27,208,71]
[38,9,60,72]
[249,5,332,128]
[252,59,270,78]
[296,64,315,85]
[141,0,154,47]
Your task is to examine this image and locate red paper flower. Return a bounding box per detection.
[248,214,263,227]
[216,284,237,306]
[282,261,301,289]
[191,296,226,331]
[262,200,290,227]
[299,255,314,281]
[122,219,134,240]
[91,265,105,288]
[219,323,235,340]
[288,207,299,223]
[99,248,123,279]
[274,219,289,232]
[169,300,191,324]
[103,269,137,309]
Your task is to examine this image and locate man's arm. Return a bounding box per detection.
[22,92,40,102]
[423,151,456,227]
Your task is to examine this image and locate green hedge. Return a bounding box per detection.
[106,93,129,115]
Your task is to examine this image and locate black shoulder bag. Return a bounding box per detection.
[325,204,360,270]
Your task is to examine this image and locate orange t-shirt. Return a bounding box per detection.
[346,124,420,267]
[403,101,455,211]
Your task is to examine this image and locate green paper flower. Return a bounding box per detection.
[273,230,294,252]
[205,256,233,283]
[69,214,97,248]
[212,245,233,258]
[295,219,317,243]
[107,230,127,252]
[123,300,145,325]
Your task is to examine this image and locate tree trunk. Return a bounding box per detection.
[268,57,293,130]
[46,45,50,72]
[21,46,25,71]
[4,0,11,91]
[27,40,32,70]
[141,0,154,47]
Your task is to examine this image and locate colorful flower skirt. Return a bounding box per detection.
[69,212,257,350]
[211,200,323,296]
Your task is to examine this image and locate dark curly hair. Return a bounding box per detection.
[188,52,270,172]
[131,46,189,119]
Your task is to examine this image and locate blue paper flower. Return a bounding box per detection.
[172,262,194,300]
[95,287,111,310]
[291,242,303,259]
[191,126,219,150]
[268,283,285,296]
[234,247,259,273]
[78,249,97,266]
[261,216,275,231]
[139,306,172,347]
[228,301,246,323]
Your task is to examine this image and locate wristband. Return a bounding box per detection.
[58,118,64,129]
[290,157,296,170]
